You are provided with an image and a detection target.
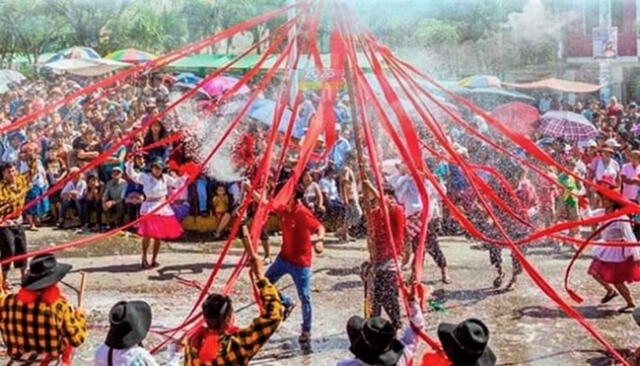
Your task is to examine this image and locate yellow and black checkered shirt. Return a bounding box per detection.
[0,293,88,358]
[0,160,36,223]
[183,278,283,366]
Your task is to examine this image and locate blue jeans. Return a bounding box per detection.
[60,198,86,224]
[266,256,312,332]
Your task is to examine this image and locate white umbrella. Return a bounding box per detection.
[0,69,25,93]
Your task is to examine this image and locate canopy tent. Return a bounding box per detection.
[168,52,376,73]
[503,78,602,93]
[44,58,131,77]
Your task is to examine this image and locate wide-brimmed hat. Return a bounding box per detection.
[438,319,496,366]
[346,316,405,366]
[605,138,622,148]
[105,301,152,349]
[22,254,72,290]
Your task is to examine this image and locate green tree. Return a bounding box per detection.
[415,19,461,47]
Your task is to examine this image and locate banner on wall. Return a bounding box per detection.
[593,27,618,59]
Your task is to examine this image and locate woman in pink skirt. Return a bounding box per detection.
[126,157,186,269]
[588,177,640,312]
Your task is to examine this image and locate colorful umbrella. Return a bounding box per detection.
[42,47,100,63]
[491,102,540,136]
[200,76,250,98]
[539,110,598,141]
[248,99,292,132]
[104,48,156,64]
[458,75,501,88]
[175,73,202,85]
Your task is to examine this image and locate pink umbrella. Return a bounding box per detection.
[491,102,540,136]
[200,76,250,98]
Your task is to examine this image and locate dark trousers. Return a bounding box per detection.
[60,199,85,224]
[0,226,27,271]
[104,201,125,227]
[85,199,102,226]
[372,269,402,330]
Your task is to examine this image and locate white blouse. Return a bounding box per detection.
[94,344,158,366]
[591,214,640,263]
[126,162,187,216]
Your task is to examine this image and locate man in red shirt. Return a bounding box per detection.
[265,187,326,344]
[363,182,405,330]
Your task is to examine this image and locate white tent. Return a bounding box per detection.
[43,58,130,77]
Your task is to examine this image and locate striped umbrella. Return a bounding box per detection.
[105,48,156,64]
[458,74,501,88]
[42,47,100,63]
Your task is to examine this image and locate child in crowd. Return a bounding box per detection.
[211,184,232,240]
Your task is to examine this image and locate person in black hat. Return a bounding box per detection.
[94,300,159,366]
[338,285,425,366]
[0,254,87,364]
[437,318,496,366]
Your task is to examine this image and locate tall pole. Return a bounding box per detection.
[288,0,299,106]
[598,0,613,102]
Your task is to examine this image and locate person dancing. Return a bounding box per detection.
[126,157,186,269]
[588,176,640,313]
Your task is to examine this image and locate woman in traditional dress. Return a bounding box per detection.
[126,157,185,269]
[588,176,640,312]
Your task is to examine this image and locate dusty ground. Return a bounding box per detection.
[0,228,637,365]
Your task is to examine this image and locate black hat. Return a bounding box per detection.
[105,301,152,349]
[22,254,72,290]
[438,319,496,366]
[346,316,404,366]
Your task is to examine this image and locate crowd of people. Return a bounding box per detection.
[2,68,640,365]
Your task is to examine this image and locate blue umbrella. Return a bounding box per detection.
[42,47,100,64]
[248,99,292,133]
[176,72,202,85]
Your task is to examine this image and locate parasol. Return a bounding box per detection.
[539,110,598,141]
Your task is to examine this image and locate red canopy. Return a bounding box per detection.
[491,102,540,136]
[502,78,602,93]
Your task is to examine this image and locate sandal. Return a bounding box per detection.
[141,259,149,270]
[601,291,618,304]
[151,261,160,268]
[618,305,635,313]
[493,272,505,288]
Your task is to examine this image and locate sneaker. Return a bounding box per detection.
[298,331,311,344]
[283,302,296,322]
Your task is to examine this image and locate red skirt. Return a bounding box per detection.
[588,257,640,284]
[137,214,184,240]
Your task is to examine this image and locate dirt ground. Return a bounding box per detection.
[0,228,637,365]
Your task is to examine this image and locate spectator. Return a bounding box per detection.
[73,126,102,170]
[211,184,232,240]
[59,168,87,229]
[302,169,325,217]
[84,173,104,231]
[102,167,128,230]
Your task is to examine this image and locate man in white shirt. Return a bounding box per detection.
[393,163,450,283]
[58,167,87,228]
